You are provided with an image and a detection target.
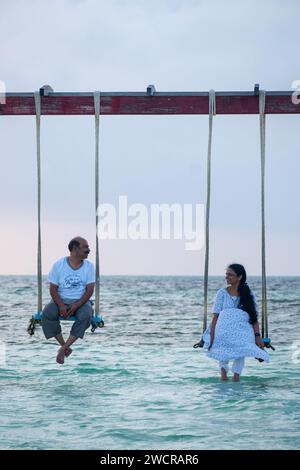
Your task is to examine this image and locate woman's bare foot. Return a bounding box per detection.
[232,373,240,382]
[220,367,228,380]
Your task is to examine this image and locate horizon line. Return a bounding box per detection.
[1,273,299,278]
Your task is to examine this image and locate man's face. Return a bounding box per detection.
[76,239,90,259]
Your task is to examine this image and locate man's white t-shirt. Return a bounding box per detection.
[48,257,96,300]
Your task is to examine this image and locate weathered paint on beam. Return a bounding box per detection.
[0,91,299,115]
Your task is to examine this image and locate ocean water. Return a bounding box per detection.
[0,275,300,450]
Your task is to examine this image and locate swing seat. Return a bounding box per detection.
[263,337,275,350]
[32,312,78,322]
[33,311,104,325]
[27,312,104,336]
[194,330,274,352]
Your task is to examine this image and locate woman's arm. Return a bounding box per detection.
[252,321,260,335]
[208,289,224,350]
[250,290,265,348]
[208,314,219,350]
[252,321,265,348]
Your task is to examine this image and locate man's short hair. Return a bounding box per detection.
[68,238,81,252]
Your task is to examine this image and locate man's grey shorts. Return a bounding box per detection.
[42,299,93,339]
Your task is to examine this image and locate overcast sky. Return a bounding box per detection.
[1,0,299,275]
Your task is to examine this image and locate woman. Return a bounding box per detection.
[206,263,269,381]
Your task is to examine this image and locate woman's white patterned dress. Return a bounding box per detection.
[204,288,269,362]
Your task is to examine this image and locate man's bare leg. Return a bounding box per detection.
[63,335,77,350]
[232,373,240,382]
[54,333,72,356]
[56,335,77,364]
[55,334,76,364]
[55,333,65,347]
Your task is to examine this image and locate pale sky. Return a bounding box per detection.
[0,0,299,275]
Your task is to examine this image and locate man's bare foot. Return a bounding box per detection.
[232,373,240,382]
[64,347,73,358]
[220,367,228,381]
[56,347,66,364]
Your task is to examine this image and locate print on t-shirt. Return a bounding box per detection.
[64,274,84,290]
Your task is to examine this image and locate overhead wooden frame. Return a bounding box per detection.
[0,85,299,115]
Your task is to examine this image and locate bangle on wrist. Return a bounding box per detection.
[255,332,261,337]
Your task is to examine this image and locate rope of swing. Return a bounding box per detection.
[193,91,216,348]
[94,91,101,316]
[259,90,268,339]
[34,91,42,314]
[202,90,216,333]
[33,91,101,319]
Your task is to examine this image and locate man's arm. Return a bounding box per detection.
[50,283,63,305]
[67,283,95,315]
[76,283,95,307]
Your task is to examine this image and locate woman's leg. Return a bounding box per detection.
[232,357,245,381]
[219,360,229,380]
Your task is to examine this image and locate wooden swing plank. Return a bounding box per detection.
[1,91,299,115]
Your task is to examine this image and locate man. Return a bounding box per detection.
[42,237,95,364]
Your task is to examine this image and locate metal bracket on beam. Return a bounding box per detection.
[254,83,260,95]
[147,84,156,96]
[39,84,54,96]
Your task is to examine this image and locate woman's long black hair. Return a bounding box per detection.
[228,263,258,325]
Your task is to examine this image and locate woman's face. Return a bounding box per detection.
[225,268,241,286]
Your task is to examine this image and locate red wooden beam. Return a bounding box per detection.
[0,91,299,115]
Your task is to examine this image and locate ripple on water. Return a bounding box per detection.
[0,276,300,449]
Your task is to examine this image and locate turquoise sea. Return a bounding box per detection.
[0,275,299,450]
